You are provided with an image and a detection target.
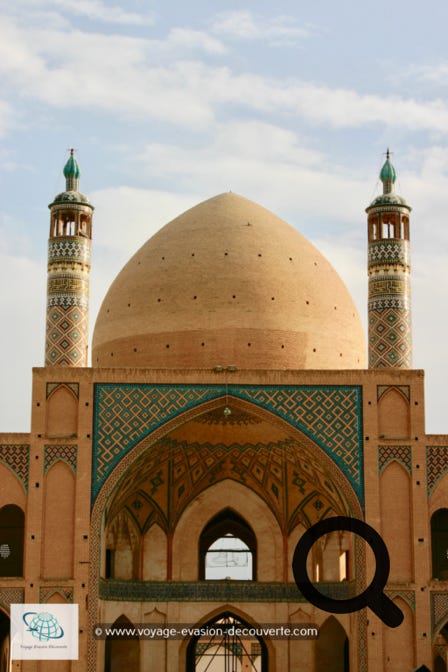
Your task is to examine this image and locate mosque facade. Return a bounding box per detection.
[0,152,448,671]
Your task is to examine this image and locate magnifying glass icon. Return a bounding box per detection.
[292,516,404,628]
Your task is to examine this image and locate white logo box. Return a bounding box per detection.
[10,603,78,660]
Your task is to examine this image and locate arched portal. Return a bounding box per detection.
[186,612,268,672]
[90,395,363,671]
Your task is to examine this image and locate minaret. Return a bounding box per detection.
[45,150,94,366]
[366,151,412,368]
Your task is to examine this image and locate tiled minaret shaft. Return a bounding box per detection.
[45,150,94,366]
[366,151,412,368]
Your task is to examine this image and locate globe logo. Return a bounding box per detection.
[23,612,64,641]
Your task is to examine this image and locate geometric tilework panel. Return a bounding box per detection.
[432,591,448,635]
[385,589,415,610]
[44,445,77,473]
[45,302,88,366]
[368,240,410,266]
[368,307,412,368]
[358,609,368,672]
[0,444,30,491]
[39,587,74,604]
[0,588,25,613]
[427,447,448,495]
[93,384,363,504]
[98,578,358,603]
[379,445,412,474]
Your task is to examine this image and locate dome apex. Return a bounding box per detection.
[63,149,80,179]
[92,192,366,369]
[380,149,397,186]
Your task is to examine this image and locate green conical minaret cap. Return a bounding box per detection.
[63,148,80,179]
[380,149,396,191]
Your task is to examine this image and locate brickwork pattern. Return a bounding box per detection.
[45,235,90,367]
[39,587,74,603]
[0,444,30,490]
[427,446,448,495]
[48,237,91,264]
[0,588,24,613]
[379,445,412,474]
[368,239,410,266]
[44,445,77,473]
[432,591,448,635]
[368,236,412,369]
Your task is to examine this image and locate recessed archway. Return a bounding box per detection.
[315,616,349,672]
[104,614,139,672]
[199,509,256,580]
[90,395,363,672]
[185,611,268,672]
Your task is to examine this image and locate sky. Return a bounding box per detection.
[1,0,448,433]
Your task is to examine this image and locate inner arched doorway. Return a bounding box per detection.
[186,612,268,672]
[316,616,349,672]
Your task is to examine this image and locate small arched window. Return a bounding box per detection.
[199,510,256,580]
[0,505,24,577]
[431,509,448,579]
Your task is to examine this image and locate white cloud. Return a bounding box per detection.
[7,0,155,26]
[211,10,311,47]
[2,14,448,135]
[135,121,368,226]
[167,28,225,55]
[404,62,448,86]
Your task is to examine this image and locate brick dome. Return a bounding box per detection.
[92,193,366,369]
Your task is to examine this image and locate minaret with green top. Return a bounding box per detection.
[366,150,412,368]
[45,150,94,366]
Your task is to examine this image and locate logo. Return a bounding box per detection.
[23,611,64,642]
[10,604,78,660]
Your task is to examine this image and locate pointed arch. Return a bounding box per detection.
[142,523,167,581]
[46,384,78,437]
[199,509,256,580]
[378,387,410,439]
[0,463,27,507]
[430,472,448,516]
[184,608,269,672]
[105,510,140,580]
[172,479,282,582]
[89,394,363,669]
[43,590,69,605]
[42,461,75,578]
[380,461,412,580]
[105,615,139,672]
[315,616,349,672]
